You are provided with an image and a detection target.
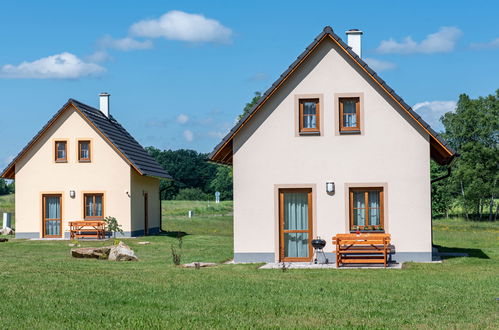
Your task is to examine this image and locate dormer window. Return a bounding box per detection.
[54,141,67,162]
[78,140,91,162]
[339,97,360,133]
[299,98,320,134]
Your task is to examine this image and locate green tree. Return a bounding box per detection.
[441,91,499,220]
[209,166,233,200]
[0,179,10,195]
[238,91,262,121]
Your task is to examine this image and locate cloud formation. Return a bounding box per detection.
[470,37,499,50]
[0,52,105,79]
[98,36,153,51]
[183,129,194,142]
[130,10,233,43]
[376,27,462,54]
[364,58,397,72]
[176,114,189,124]
[413,100,457,132]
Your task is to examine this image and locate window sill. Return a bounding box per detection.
[350,230,385,234]
[55,160,68,163]
[78,160,91,163]
[340,130,361,134]
[299,131,321,136]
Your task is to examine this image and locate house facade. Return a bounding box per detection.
[210,27,456,263]
[1,95,171,238]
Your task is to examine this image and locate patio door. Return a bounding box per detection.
[42,194,62,238]
[279,189,313,262]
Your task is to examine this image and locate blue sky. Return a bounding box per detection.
[1,1,498,169]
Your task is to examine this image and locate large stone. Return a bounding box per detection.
[1,227,15,236]
[71,246,111,259]
[108,241,138,261]
[182,262,218,268]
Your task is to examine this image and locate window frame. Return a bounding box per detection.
[54,140,68,163]
[298,98,320,134]
[83,193,105,220]
[339,97,361,133]
[349,187,384,232]
[77,139,92,163]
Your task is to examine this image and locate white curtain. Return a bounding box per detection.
[81,143,89,159]
[353,191,365,226]
[303,102,317,129]
[284,192,309,258]
[45,196,60,236]
[343,100,357,127]
[369,191,380,225]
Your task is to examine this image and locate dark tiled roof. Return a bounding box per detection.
[1,99,171,179]
[209,26,456,164]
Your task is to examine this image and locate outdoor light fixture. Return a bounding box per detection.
[326,182,335,194]
[69,190,76,198]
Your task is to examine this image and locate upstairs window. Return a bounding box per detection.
[78,140,91,162]
[55,141,67,162]
[339,97,360,133]
[299,99,320,134]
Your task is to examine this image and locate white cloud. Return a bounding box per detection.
[363,58,397,72]
[0,52,105,79]
[470,37,499,50]
[413,100,457,132]
[376,27,462,54]
[207,130,226,139]
[176,114,189,124]
[130,10,233,43]
[98,35,153,51]
[248,72,269,81]
[183,129,194,142]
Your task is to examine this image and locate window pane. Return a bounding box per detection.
[368,191,380,225]
[342,100,357,128]
[302,102,317,129]
[284,232,309,258]
[353,192,365,226]
[284,192,308,230]
[85,196,94,217]
[57,142,66,159]
[80,142,89,159]
[95,195,103,217]
[45,196,60,219]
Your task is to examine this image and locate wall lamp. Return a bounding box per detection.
[326,182,335,194]
[69,190,76,198]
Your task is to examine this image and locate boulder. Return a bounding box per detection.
[182,262,218,268]
[0,237,8,242]
[108,241,138,261]
[1,227,14,236]
[71,246,111,259]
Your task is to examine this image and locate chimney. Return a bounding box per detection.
[346,29,363,58]
[99,92,110,117]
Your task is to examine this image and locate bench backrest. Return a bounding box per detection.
[333,233,390,246]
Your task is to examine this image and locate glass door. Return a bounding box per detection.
[279,189,313,262]
[43,194,62,238]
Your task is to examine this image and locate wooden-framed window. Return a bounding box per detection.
[55,140,67,162]
[78,140,91,162]
[339,97,360,133]
[84,193,104,220]
[349,187,384,232]
[299,98,320,133]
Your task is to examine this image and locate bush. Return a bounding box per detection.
[175,188,211,201]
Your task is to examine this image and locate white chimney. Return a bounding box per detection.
[99,92,110,117]
[346,29,363,58]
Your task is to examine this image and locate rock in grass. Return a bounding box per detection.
[137,241,150,245]
[71,246,111,259]
[1,227,14,236]
[108,241,138,261]
[0,237,8,242]
[182,262,217,268]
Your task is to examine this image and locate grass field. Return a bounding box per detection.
[0,199,498,328]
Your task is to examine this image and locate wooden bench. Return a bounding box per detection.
[69,220,106,240]
[333,233,392,268]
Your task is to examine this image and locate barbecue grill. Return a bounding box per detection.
[311,237,328,264]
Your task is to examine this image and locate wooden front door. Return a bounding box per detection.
[42,194,62,238]
[279,188,313,262]
[144,193,148,235]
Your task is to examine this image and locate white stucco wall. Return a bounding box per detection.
[130,169,161,234]
[232,38,432,262]
[14,106,132,237]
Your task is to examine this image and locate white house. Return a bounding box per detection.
[210,27,456,263]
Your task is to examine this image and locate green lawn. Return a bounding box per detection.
[0,200,498,328]
[0,194,15,227]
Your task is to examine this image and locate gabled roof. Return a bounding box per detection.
[1,99,171,179]
[209,26,456,166]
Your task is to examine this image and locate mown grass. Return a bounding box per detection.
[0,194,15,227]
[0,200,497,329]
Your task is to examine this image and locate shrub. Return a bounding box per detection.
[104,216,123,239]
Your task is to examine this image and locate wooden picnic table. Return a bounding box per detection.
[333,233,392,268]
[69,220,106,240]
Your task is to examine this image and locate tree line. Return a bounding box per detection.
[0,179,14,195]
[432,90,498,221]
